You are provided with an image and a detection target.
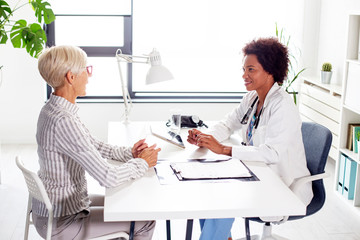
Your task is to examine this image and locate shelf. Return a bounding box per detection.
[339,148,360,163]
[343,104,360,115]
[333,14,360,212]
[346,59,360,65]
[302,76,342,96]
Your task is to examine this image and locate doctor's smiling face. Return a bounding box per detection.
[242,54,274,93]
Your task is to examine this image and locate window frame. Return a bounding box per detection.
[45,2,245,103]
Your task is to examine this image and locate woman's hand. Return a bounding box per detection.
[138,144,161,168]
[131,139,148,158]
[187,129,232,156]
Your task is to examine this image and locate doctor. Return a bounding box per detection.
[187,37,313,240]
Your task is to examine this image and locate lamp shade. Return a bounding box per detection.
[146,49,174,84]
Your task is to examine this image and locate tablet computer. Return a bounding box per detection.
[150,125,185,149]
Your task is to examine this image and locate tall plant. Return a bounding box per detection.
[275,23,305,105]
[0,0,55,60]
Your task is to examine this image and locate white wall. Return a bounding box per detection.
[1,0,360,144]
[305,0,360,85]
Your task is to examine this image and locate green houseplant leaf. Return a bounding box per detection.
[0,0,11,20]
[26,23,47,57]
[31,0,55,24]
[0,28,8,43]
[275,23,305,104]
[0,0,12,44]
[10,20,46,57]
[10,19,27,48]
[0,0,54,59]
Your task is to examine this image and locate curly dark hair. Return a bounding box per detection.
[242,37,289,84]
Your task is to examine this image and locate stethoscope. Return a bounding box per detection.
[240,96,263,145]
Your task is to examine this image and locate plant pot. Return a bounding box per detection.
[358,141,360,161]
[321,71,332,84]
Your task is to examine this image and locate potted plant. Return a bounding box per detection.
[275,23,306,105]
[321,62,332,84]
[0,0,55,59]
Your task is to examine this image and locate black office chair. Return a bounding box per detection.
[242,122,332,240]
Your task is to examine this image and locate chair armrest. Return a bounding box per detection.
[289,172,330,193]
[270,172,330,225]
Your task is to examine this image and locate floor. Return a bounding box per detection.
[1,144,360,240]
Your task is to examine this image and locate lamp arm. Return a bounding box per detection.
[115,49,149,64]
[116,52,133,123]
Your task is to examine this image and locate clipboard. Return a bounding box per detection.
[170,159,257,181]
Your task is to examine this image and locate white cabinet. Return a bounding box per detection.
[335,14,360,210]
[299,76,342,161]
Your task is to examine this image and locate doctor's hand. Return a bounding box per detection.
[138,144,161,168]
[189,130,232,156]
[187,129,203,145]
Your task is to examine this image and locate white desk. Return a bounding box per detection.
[104,122,306,238]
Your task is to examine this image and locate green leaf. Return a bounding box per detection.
[10,20,46,57]
[25,23,47,57]
[286,35,291,47]
[289,68,306,85]
[10,19,28,48]
[293,92,297,105]
[30,0,55,24]
[0,0,11,20]
[0,29,8,44]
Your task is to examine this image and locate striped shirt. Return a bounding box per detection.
[33,94,149,218]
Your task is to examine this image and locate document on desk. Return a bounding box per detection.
[170,159,252,180]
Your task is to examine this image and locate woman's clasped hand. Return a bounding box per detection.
[131,139,161,167]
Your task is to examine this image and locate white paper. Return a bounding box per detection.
[171,159,251,179]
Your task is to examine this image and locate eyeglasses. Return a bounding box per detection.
[85,65,93,76]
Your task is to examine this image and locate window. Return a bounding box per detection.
[46,0,132,100]
[46,0,304,102]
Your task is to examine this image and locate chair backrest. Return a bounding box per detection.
[301,122,332,216]
[15,157,53,213]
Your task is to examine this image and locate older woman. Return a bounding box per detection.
[33,45,160,240]
[187,38,313,240]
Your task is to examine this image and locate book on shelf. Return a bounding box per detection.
[353,126,360,153]
[346,123,360,151]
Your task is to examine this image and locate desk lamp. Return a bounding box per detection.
[116,49,173,123]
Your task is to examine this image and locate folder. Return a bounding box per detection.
[343,157,357,200]
[337,154,346,194]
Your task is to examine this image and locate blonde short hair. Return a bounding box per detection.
[38,45,87,88]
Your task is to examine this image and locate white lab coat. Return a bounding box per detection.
[210,83,313,206]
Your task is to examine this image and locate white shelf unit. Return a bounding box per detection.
[334,14,360,211]
[299,76,342,161]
